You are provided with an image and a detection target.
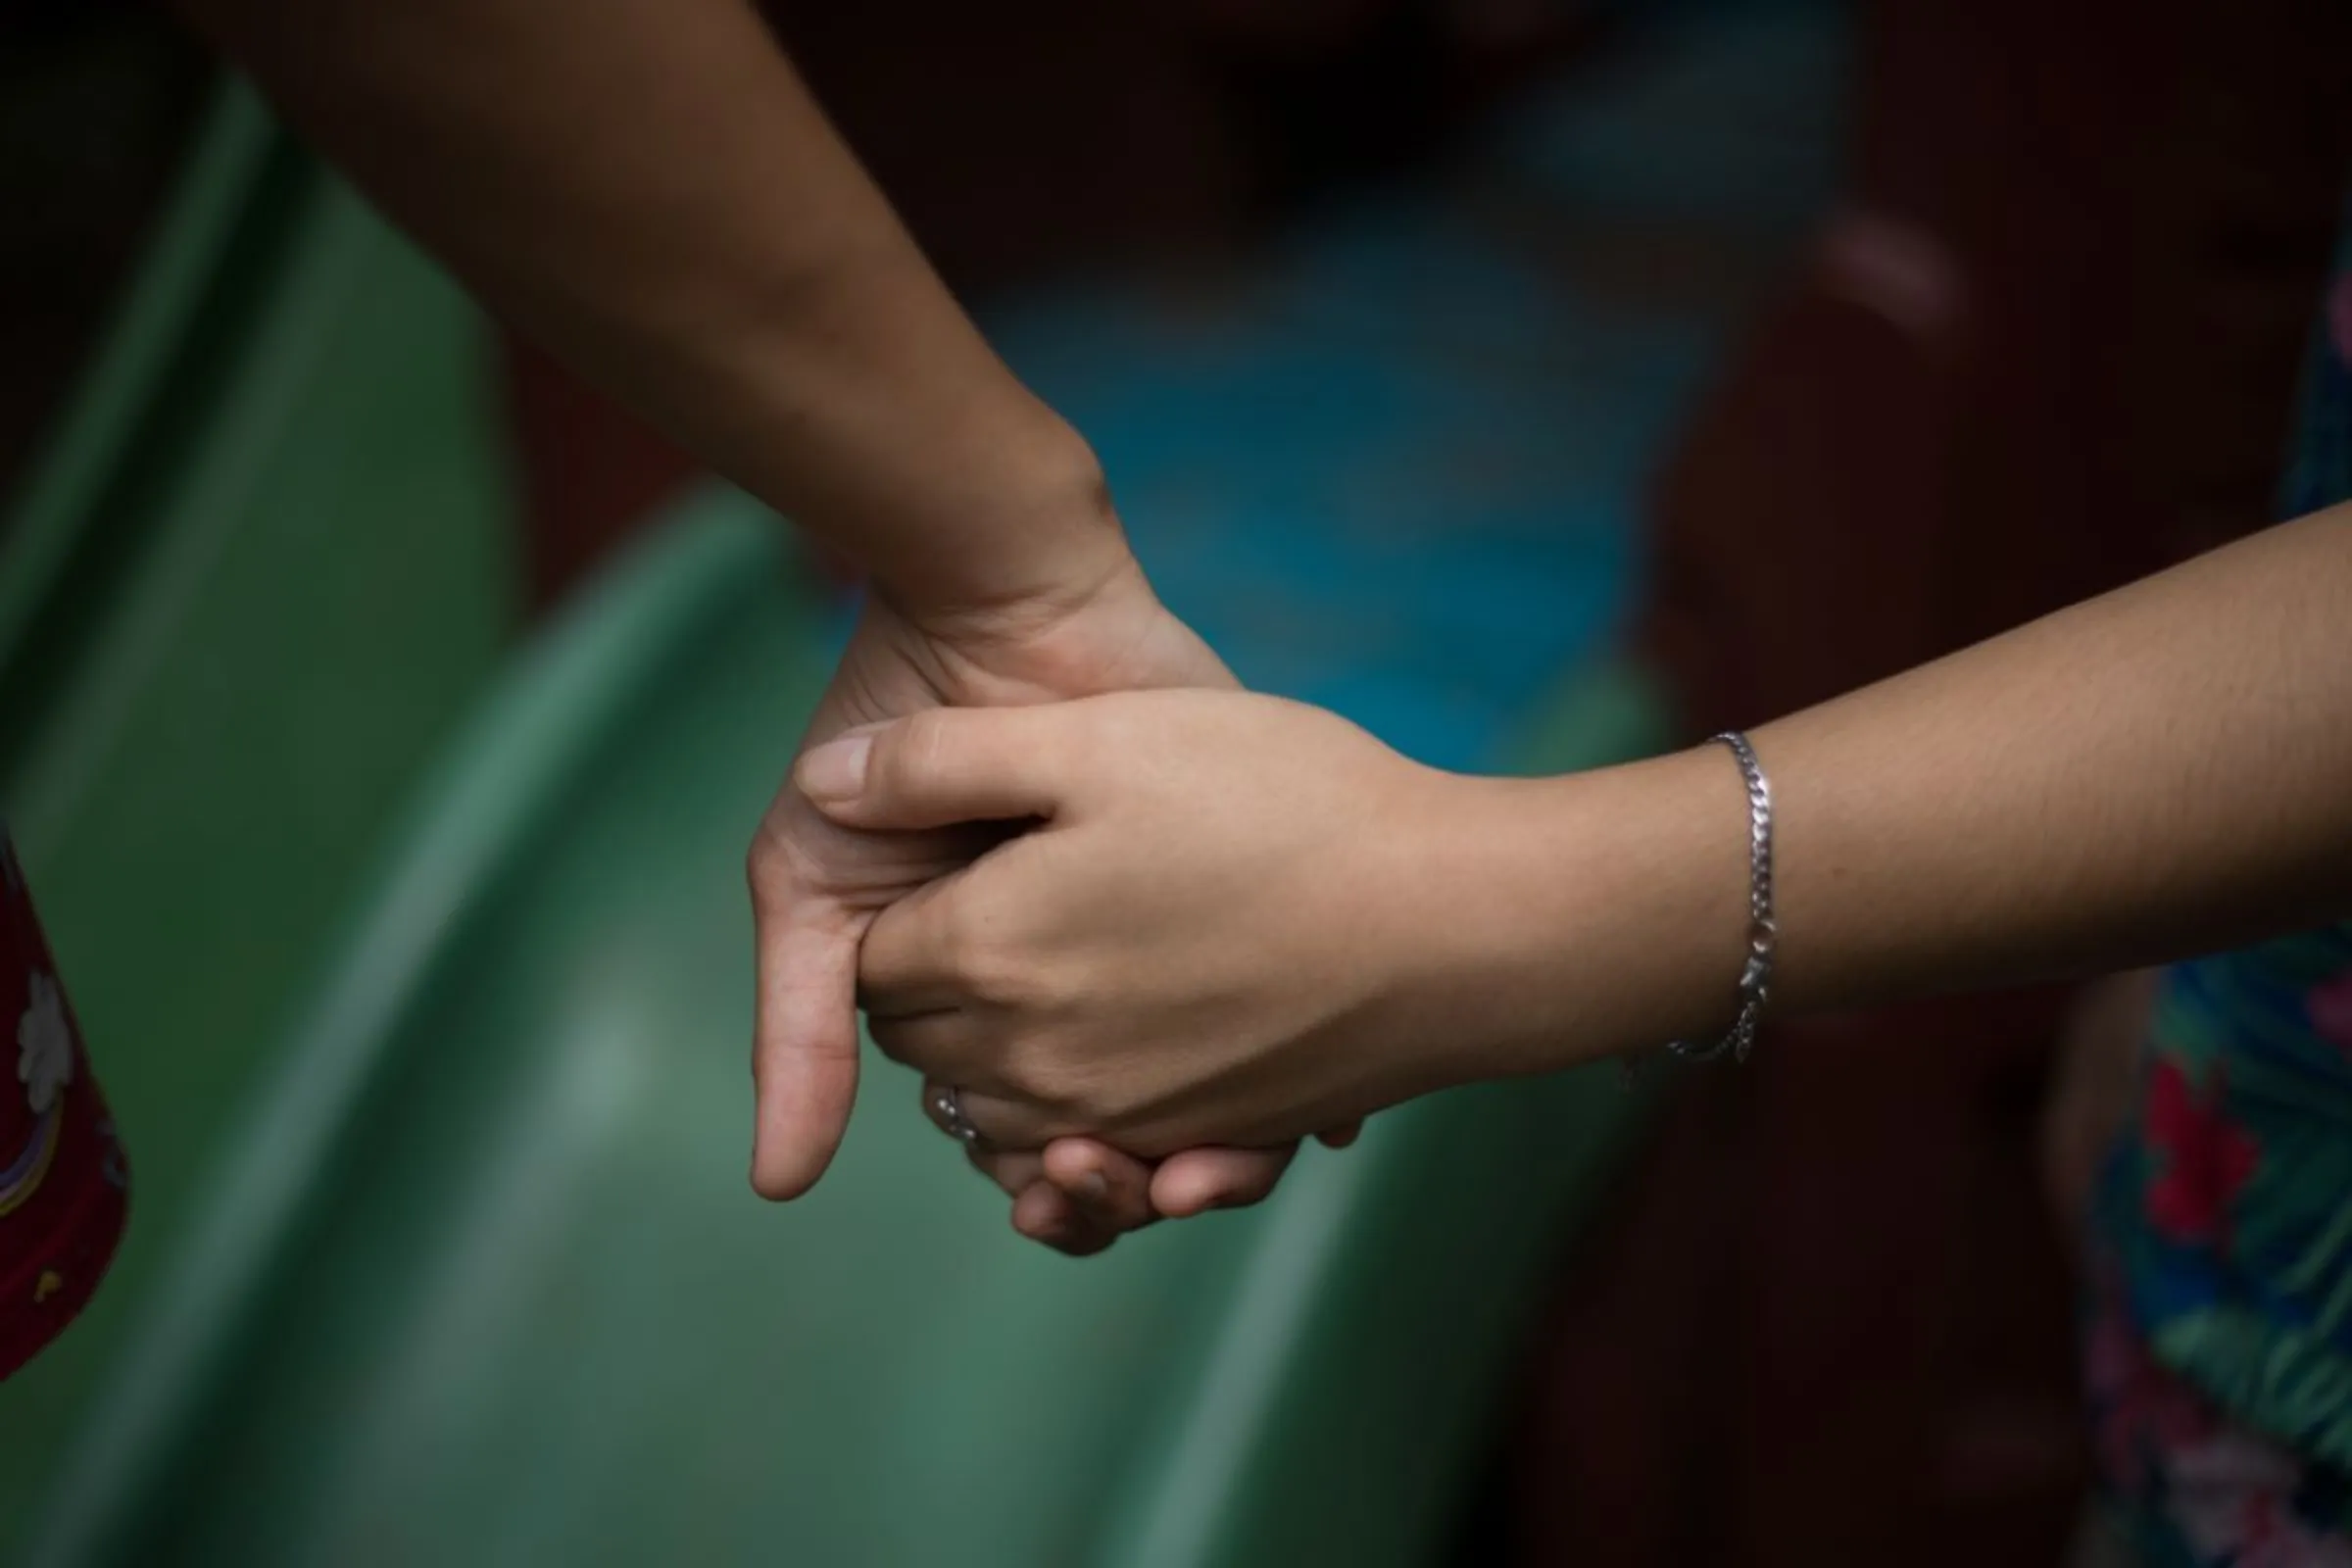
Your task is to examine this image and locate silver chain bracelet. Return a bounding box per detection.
[1666,730,1776,1065]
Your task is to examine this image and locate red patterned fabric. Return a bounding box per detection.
[0,832,127,1382]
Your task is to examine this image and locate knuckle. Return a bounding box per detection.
[1005,1043,1085,1117]
[963,950,1033,1011]
[934,892,990,980]
[890,709,954,794]
[745,828,786,900]
[941,896,1034,1007]
[1012,1047,1131,1127]
[864,1017,916,1067]
[745,815,824,904]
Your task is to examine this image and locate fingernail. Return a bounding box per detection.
[797,734,872,802]
[1076,1171,1108,1202]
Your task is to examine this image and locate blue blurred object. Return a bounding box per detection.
[988,6,1842,763]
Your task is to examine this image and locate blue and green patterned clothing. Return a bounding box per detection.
[2086,213,2352,1567]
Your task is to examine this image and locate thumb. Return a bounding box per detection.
[749,889,864,1201]
[794,708,1068,832]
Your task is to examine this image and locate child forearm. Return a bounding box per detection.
[1477,503,2352,1074]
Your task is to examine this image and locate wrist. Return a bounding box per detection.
[708,249,1135,624]
[1394,749,1755,1084]
[868,422,1137,635]
[793,267,1136,624]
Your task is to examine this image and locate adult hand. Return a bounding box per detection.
[797,689,1517,1157]
[749,564,1333,1252]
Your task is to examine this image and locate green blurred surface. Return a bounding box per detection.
[26,498,1665,1567]
[0,85,514,1544]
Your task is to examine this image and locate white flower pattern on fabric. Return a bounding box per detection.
[18,971,73,1116]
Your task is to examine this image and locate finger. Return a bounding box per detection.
[920,1075,1034,1172]
[794,708,1072,833]
[1315,1120,1364,1150]
[868,1004,984,1084]
[920,1086,1114,1252]
[1015,1178,1120,1256]
[920,1082,1117,1252]
[921,1076,1052,1157]
[858,874,974,1013]
[948,1086,1057,1152]
[1150,1143,1300,1218]
[1010,1181,1116,1256]
[919,1074,979,1147]
[1041,1138,1159,1235]
[974,1147,1045,1198]
[748,868,863,1201]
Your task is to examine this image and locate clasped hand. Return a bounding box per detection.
[795,690,1491,1169]
[747,570,1357,1254]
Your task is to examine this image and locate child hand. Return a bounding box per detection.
[797,690,1502,1155]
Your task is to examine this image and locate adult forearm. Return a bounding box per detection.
[177,0,1125,616]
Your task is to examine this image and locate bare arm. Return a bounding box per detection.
[177,0,1306,1236]
[174,0,1125,620]
[798,504,2352,1154]
[1496,500,2352,1073]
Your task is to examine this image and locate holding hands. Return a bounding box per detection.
[188,0,2352,1273]
[792,689,1592,1162]
[746,568,1335,1252]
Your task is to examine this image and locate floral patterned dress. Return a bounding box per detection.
[2083,231,2352,1566]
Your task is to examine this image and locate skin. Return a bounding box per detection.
[795,503,2352,1157]
[175,0,1321,1250]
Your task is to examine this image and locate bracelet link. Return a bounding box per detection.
[1665,730,1776,1068]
